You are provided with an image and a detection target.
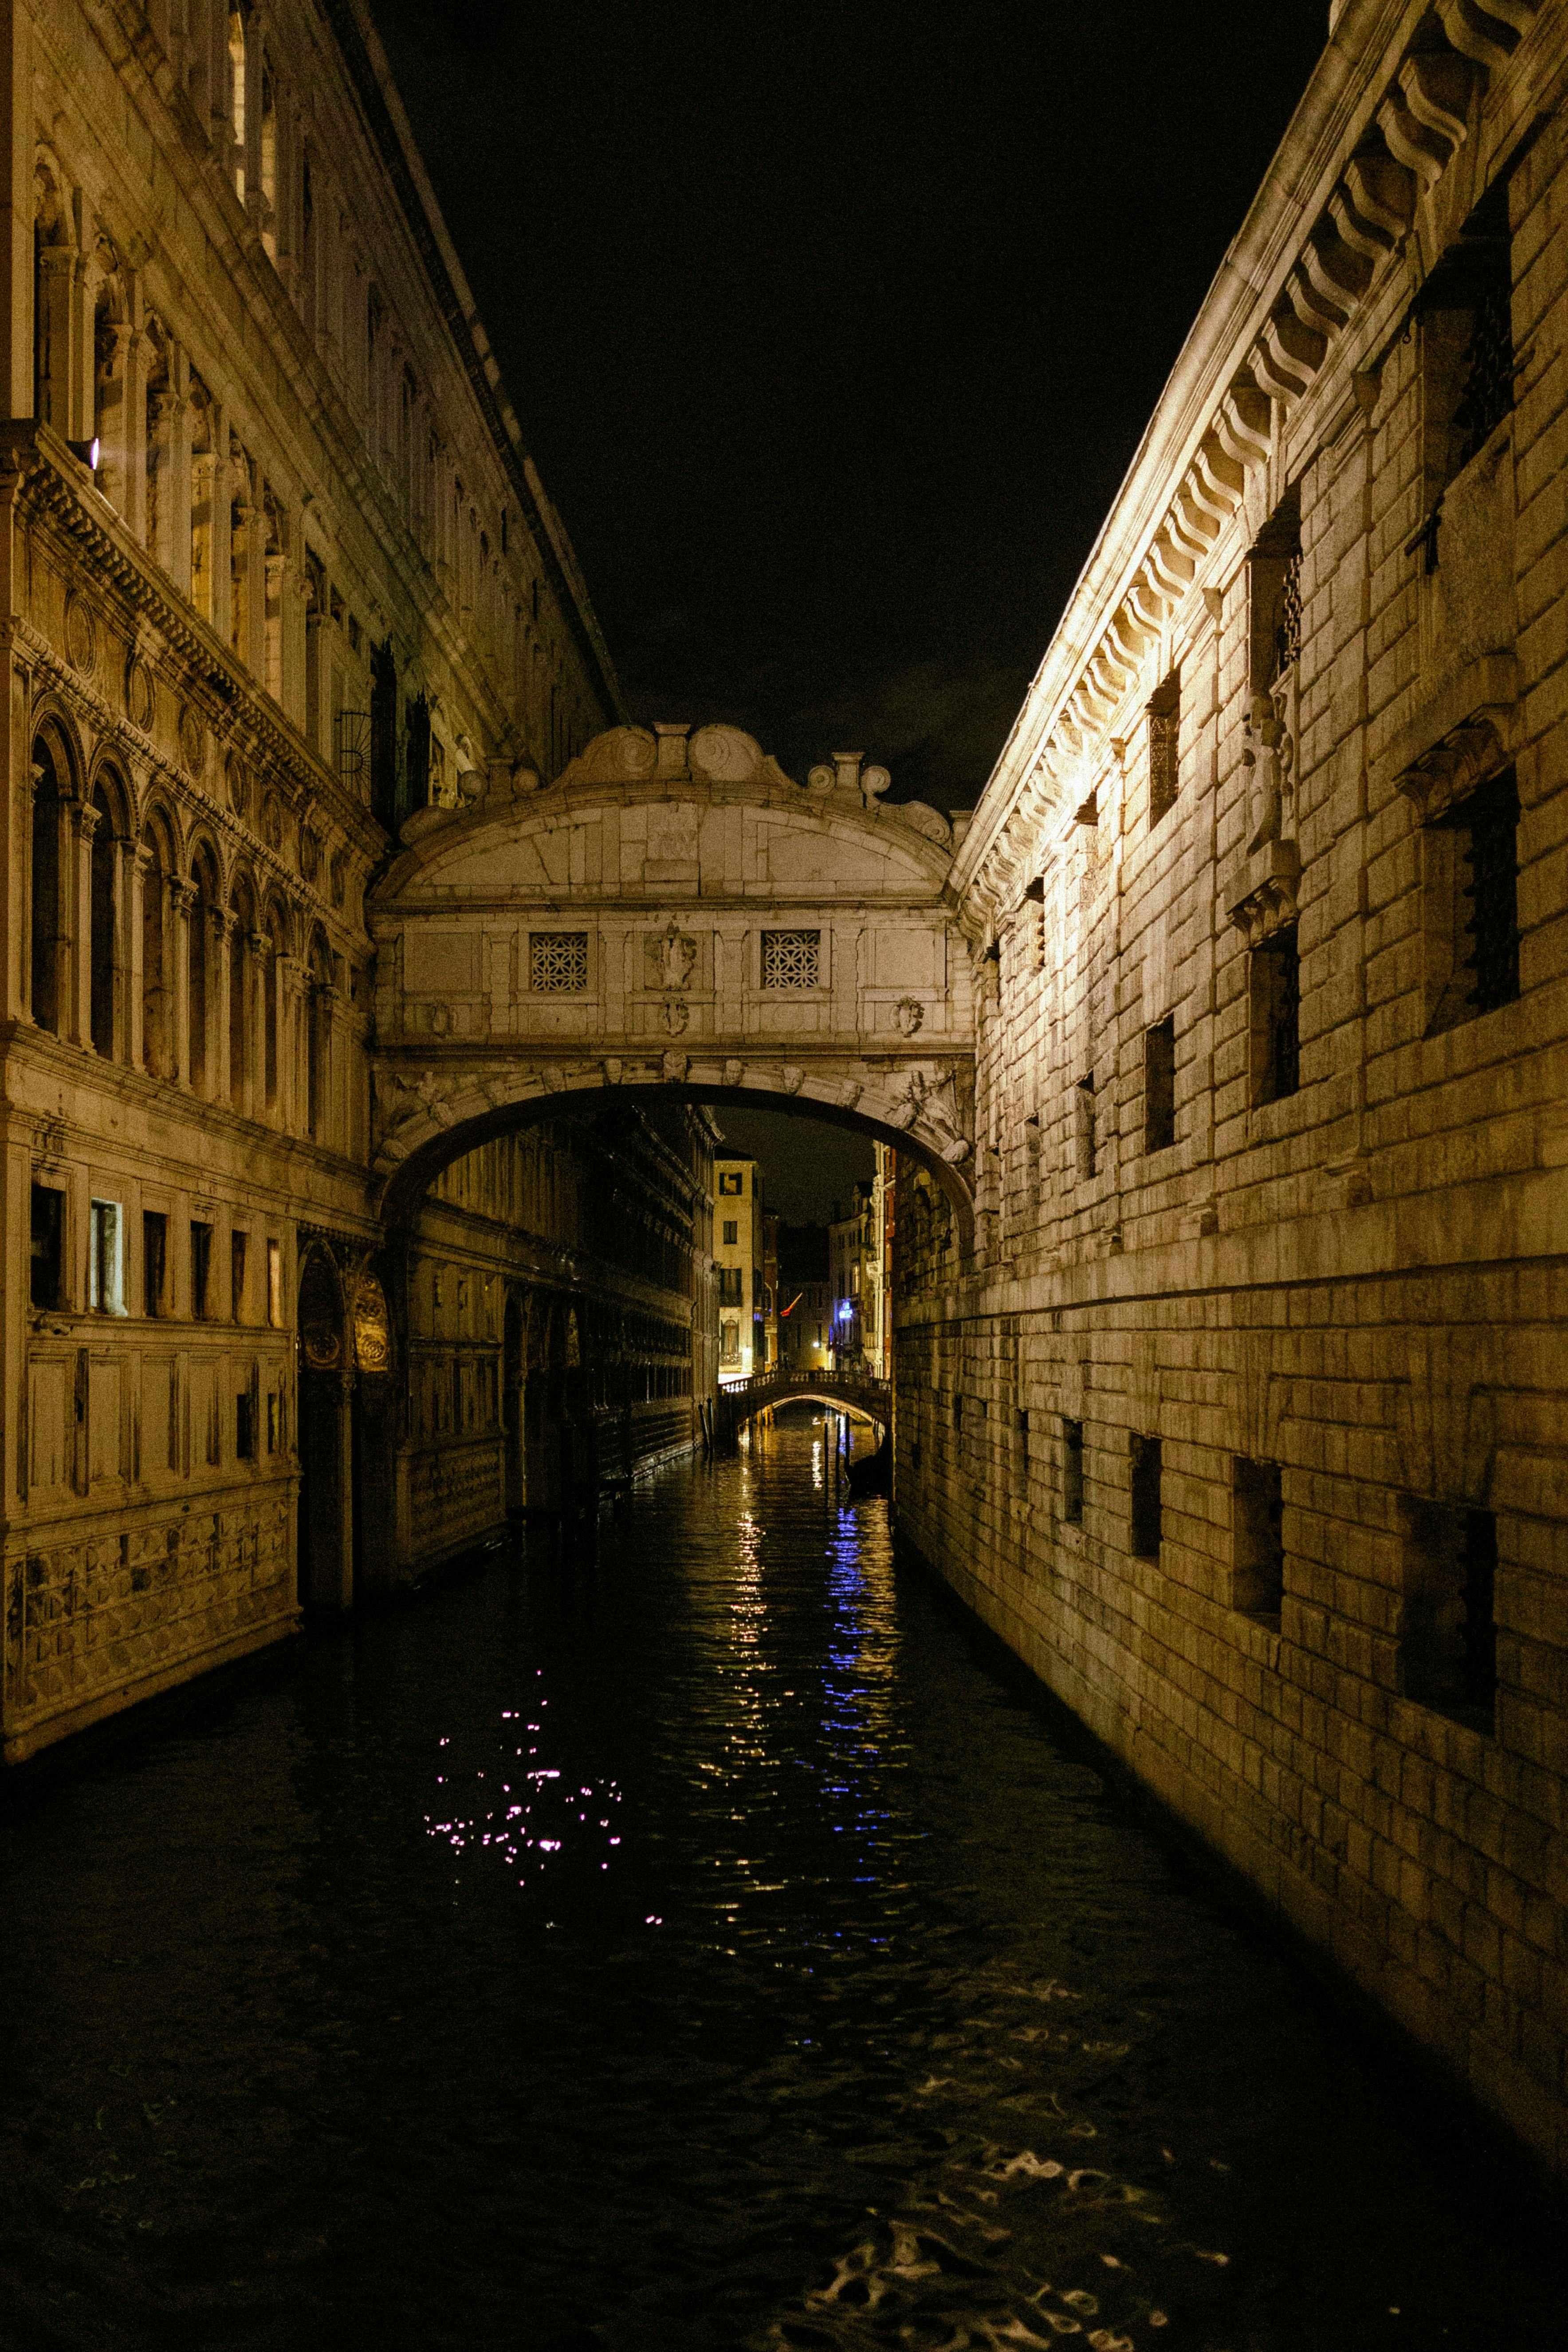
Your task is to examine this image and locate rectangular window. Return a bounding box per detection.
[231,1229,249,1323]
[1075,1073,1096,1179]
[1129,1432,1162,1559]
[1147,671,1180,828]
[722,1219,738,1246]
[529,931,589,992]
[1425,766,1520,1033]
[1144,1016,1176,1153]
[1233,1457,1284,1618]
[89,1199,124,1315]
[191,1221,213,1320]
[718,1172,743,1196]
[142,1210,167,1318]
[1250,927,1301,1106]
[1062,1418,1085,1524]
[759,928,821,990]
[1399,1502,1497,1732]
[718,1267,743,1305]
[719,1319,740,1365]
[267,1237,283,1328]
[236,1389,255,1460]
[30,1184,63,1310]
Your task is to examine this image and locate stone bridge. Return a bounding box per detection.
[718,1367,892,1435]
[365,722,977,1240]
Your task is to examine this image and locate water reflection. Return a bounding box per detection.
[0,1423,1553,2351]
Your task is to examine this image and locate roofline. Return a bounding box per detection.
[324,0,625,726]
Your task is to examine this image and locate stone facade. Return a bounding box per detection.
[895,0,1568,2177]
[0,0,656,1762]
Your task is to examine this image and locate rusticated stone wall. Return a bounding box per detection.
[903,3,1568,2179]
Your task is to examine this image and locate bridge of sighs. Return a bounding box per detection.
[365,721,979,1239]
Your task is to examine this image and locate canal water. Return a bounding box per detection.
[0,1417,1555,2351]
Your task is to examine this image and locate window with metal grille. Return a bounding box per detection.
[718,1267,743,1304]
[1453,271,1513,473]
[1425,766,1520,1033]
[1147,671,1179,828]
[334,707,369,784]
[1144,1016,1176,1153]
[1062,1418,1084,1524]
[1399,1501,1497,1733]
[760,928,820,989]
[1233,1457,1284,1619]
[1129,1433,1162,1559]
[530,931,589,993]
[1250,926,1300,1106]
[1273,549,1302,680]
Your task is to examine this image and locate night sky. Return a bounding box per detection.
[368,1,1327,1220]
[369,0,1328,812]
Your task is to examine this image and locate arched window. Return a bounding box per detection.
[141,821,170,1079]
[306,931,331,1140]
[30,733,63,1033]
[228,11,248,203]
[90,777,120,1057]
[189,849,218,1095]
[263,906,283,1117]
[229,879,254,1113]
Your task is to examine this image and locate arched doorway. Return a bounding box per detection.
[297,1245,351,1611]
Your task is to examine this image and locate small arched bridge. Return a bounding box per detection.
[365,721,978,1244]
[719,1367,892,1437]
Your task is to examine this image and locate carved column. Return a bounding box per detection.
[94,321,140,521]
[166,341,193,595]
[66,795,99,1048]
[145,389,183,574]
[210,905,232,1109]
[33,241,79,440]
[189,443,217,625]
[111,834,134,1064]
[250,929,271,1122]
[315,982,339,1148]
[169,878,195,1087]
[277,952,307,1133]
[128,841,151,1072]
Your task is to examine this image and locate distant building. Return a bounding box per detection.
[828,1183,876,1370]
[775,1225,829,1376]
[762,1212,780,1371]
[867,1144,896,1379]
[713,1156,764,1377]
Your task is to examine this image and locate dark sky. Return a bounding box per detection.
[368,0,1328,809]
[713,1107,872,1225]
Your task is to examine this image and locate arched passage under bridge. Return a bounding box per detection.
[365,720,979,1253]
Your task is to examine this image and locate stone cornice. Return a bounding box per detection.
[954,0,1544,913]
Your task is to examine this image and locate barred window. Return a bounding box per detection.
[1250,926,1300,1106]
[1147,671,1180,829]
[530,931,589,993]
[760,928,820,989]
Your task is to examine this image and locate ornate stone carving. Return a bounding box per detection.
[64,591,95,676]
[661,1049,688,1082]
[688,723,763,783]
[652,922,697,990]
[1395,717,1507,827]
[126,653,155,732]
[1241,684,1295,851]
[898,801,951,846]
[177,704,205,779]
[893,996,925,1037]
[1226,838,1301,946]
[661,998,688,1035]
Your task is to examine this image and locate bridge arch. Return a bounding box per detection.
[721,1370,891,1433]
[366,720,978,1251]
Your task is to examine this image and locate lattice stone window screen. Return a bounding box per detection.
[530,931,589,993]
[760,928,821,989]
